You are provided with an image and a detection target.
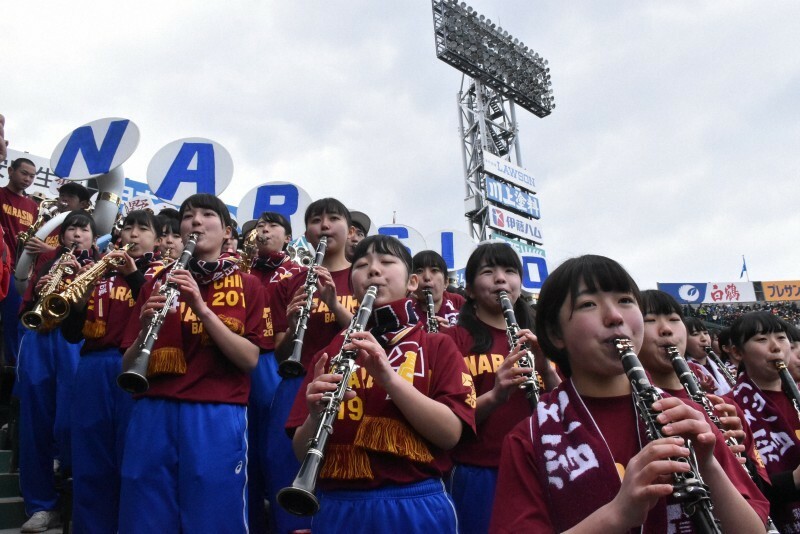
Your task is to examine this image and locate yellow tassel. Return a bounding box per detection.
[147,348,187,376]
[320,444,373,480]
[82,320,106,339]
[397,351,417,384]
[354,416,434,463]
[219,315,245,335]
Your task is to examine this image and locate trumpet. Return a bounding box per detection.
[616,339,722,534]
[498,290,540,410]
[277,285,377,516]
[42,243,134,323]
[423,288,438,333]
[117,234,198,394]
[287,243,314,268]
[279,237,327,378]
[21,244,78,331]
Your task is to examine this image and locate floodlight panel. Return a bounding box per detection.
[432,0,555,118]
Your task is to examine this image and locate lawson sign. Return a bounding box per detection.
[485,175,540,219]
[488,204,543,245]
[482,150,537,194]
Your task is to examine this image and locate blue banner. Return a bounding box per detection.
[484,175,540,219]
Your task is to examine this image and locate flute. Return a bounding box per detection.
[277,285,378,516]
[279,236,328,378]
[117,233,198,394]
[615,339,722,534]
[498,290,540,410]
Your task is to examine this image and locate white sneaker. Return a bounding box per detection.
[21,510,60,533]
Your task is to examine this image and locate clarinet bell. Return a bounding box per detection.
[278,359,306,378]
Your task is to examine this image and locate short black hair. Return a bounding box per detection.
[58,181,92,202]
[178,193,232,228]
[157,212,180,235]
[60,210,96,240]
[730,311,788,349]
[683,317,708,336]
[639,289,684,318]
[258,211,292,236]
[412,250,448,275]
[304,198,351,227]
[10,157,35,170]
[124,209,162,238]
[535,255,640,378]
[351,235,412,274]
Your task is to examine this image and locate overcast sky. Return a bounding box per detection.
[4,1,799,288]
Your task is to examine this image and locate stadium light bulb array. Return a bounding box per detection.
[432,0,555,118]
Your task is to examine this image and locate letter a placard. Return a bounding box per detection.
[50,117,140,179]
[147,137,233,205]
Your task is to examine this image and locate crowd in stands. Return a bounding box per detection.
[684,301,800,328]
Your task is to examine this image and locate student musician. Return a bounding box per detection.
[490,255,768,533]
[118,194,268,533]
[267,198,359,534]
[727,311,800,532]
[443,242,559,533]
[16,210,98,533]
[637,290,767,477]
[286,234,476,533]
[156,208,182,261]
[61,209,163,534]
[685,317,732,395]
[245,212,303,533]
[411,250,464,330]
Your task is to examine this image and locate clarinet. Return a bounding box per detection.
[775,360,800,422]
[498,290,540,410]
[615,339,722,534]
[423,288,438,333]
[117,233,198,394]
[704,346,737,389]
[277,285,378,516]
[279,237,328,378]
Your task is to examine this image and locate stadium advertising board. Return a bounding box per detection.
[488,231,546,258]
[487,204,543,244]
[484,175,540,218]
[657,282,757,305]
[762,281,800,302]
[481,151,537,194]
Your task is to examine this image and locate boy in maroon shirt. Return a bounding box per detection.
[1,157,38,365]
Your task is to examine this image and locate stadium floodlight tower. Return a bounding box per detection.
[431,0,554,243]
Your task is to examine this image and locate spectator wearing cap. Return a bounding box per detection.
[345,210,371,262]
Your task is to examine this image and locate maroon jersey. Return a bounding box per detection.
[120,271,267,405]
[249,256,303,351]
[0,186,37,261]
[271,266,358,368]
[444,323,530,467]
[411,290,464,328]
[286,321,476,491]
[490,386,770,533]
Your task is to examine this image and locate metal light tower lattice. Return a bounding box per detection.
[432,0,554,244]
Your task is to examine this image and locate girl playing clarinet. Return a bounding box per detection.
[119,194,268,533]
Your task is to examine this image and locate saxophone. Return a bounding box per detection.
[42,243,134,323]
[21,244,78,331]
[237,229,260,274]
[16,198,59,257]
